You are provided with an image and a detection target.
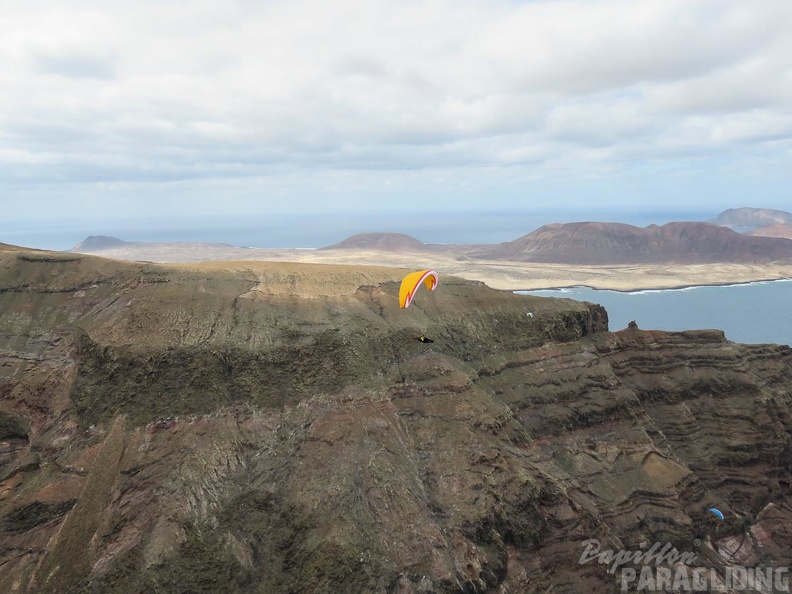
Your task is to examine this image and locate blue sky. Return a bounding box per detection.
[1,0,791,247]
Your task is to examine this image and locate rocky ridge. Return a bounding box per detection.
[0,249,790,593]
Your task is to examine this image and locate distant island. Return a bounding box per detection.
[706,207,792,240]
[69,235,140,251]
[54,209,792,292]
[320,232,431,252]
[709,207,792,227]
[476,220,792,264]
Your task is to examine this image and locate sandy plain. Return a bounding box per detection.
[72,243,792,292]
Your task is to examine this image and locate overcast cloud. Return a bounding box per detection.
[1,0,791,226]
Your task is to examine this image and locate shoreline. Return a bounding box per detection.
[515,276,792,294]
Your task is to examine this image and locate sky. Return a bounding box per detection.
[1,0,791,247]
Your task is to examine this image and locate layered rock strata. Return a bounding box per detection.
[0,251,790,593]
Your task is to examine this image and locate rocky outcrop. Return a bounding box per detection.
[0,250,790,593]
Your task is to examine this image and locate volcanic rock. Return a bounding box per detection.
[0,249,790,593]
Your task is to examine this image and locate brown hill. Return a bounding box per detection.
[747,223,792,240]
[320,232,431,252]
[479,221,792,264]
[68,235,137,252]
[0,248,791,593]
[710,207,792,227]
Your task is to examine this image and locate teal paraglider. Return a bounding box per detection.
[708,508,724,521]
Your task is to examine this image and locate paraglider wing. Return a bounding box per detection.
[399,270,438,308]
[708,508,724,521]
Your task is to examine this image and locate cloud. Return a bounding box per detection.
[35,53,116,80]
[0,0,790,217]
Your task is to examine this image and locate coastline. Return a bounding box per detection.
[514,276,792,347]
[435,262,792,292]
[515,276,792,294]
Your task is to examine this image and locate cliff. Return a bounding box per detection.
[0,250,790,593]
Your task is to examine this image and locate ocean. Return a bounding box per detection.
[518,280,792,346]
[3,208,714,252]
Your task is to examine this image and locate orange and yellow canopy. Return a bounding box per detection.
[399,270,438,308]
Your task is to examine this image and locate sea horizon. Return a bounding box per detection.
[3,207,719,252]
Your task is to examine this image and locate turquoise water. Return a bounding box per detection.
[519,280,792,346]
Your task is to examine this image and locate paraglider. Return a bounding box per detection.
[399,270,438,308]
[708,508,724,521]
[527,312,534,318]
[417,335,434,344]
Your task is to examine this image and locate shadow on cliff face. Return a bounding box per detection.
[59,274,606,427]
[1,252,791,594]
